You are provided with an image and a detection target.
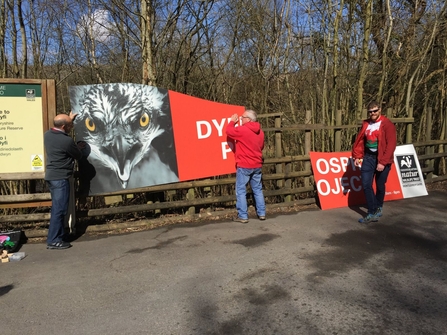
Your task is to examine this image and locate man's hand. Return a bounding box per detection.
[354,158,362,167]
[77,141,87,149]
[376,163,385,171]
[69,111,78,121]
[230,113,239,123]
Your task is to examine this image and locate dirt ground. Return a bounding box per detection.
[425,179,447,191]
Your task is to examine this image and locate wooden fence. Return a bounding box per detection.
[1,110,446,226]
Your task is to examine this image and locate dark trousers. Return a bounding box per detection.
[46,179,70,244]
[361,154,391,215]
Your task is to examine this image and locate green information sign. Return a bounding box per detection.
[0,83,45,174]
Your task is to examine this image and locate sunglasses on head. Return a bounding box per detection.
[368,108,380,113]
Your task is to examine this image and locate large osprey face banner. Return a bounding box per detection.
[69,83,243,195]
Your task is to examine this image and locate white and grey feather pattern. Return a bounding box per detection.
[70,83,179,194]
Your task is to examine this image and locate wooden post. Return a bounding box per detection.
[45,79,56,129]
[274,114,282,158]
[386,107,393,118]
[304,110,312,187]
[426,107,434,181]
[334,110,342,152]
[406,107,413,144]
[275,114,283,189]
[285,162,292,202]
[187,188,195,215]
[203,183,211,213]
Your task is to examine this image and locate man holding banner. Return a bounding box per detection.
[44,112,84,249]
[352,101,397,223]
[226,110,266,223]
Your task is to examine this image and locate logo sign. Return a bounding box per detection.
[396,154,420,182]
[394,144,428,198]
[26,89,36,101]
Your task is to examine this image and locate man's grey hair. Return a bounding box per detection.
[245,109,258,121]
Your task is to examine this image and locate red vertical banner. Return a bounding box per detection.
[309,151,403,210]
[168,91,244,181]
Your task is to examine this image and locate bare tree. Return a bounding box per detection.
[7,0,19,77]
[140,0,156,85]
[17,0,26,77]
[0,0,6,77]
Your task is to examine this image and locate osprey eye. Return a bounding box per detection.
[85,117,96,132]
[140,112,150,127]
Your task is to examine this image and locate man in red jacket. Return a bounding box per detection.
[226,110,266,223]
[352,101,397,223]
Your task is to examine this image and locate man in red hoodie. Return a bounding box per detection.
[226,109,266,223]
[352,101,397,223]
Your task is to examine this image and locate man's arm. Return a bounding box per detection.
[351,122,366,161]
[225,114,242,139]
[66,139,83,160]
[379,120,397,166]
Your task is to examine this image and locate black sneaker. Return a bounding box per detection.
[233,217,249,224]
[258,216,266,220]
[47,241,72,250]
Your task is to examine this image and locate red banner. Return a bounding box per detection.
[169,91,243,181]
[69,84,244,195]
[309,151,403,210]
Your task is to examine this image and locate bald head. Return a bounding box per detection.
[53,114,73,133]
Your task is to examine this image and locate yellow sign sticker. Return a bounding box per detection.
[31,154,44,170]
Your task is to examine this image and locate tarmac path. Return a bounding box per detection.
[1,190,447,335]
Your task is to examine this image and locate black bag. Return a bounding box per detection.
[0,230,27,253]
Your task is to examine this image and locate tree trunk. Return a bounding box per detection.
[0,0,6,77]
[357,0,373,118]
[7,0,19,77]
[141,0,156,85]
[17,0,26,78]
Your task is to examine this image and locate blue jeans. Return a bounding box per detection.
[361,154,391,215]
[235,167,266,219]
[47,179,70,244]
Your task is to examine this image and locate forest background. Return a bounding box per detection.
[2,0,447,150]
[1,0,447,215]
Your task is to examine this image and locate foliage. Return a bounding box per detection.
[1,0,447,218]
